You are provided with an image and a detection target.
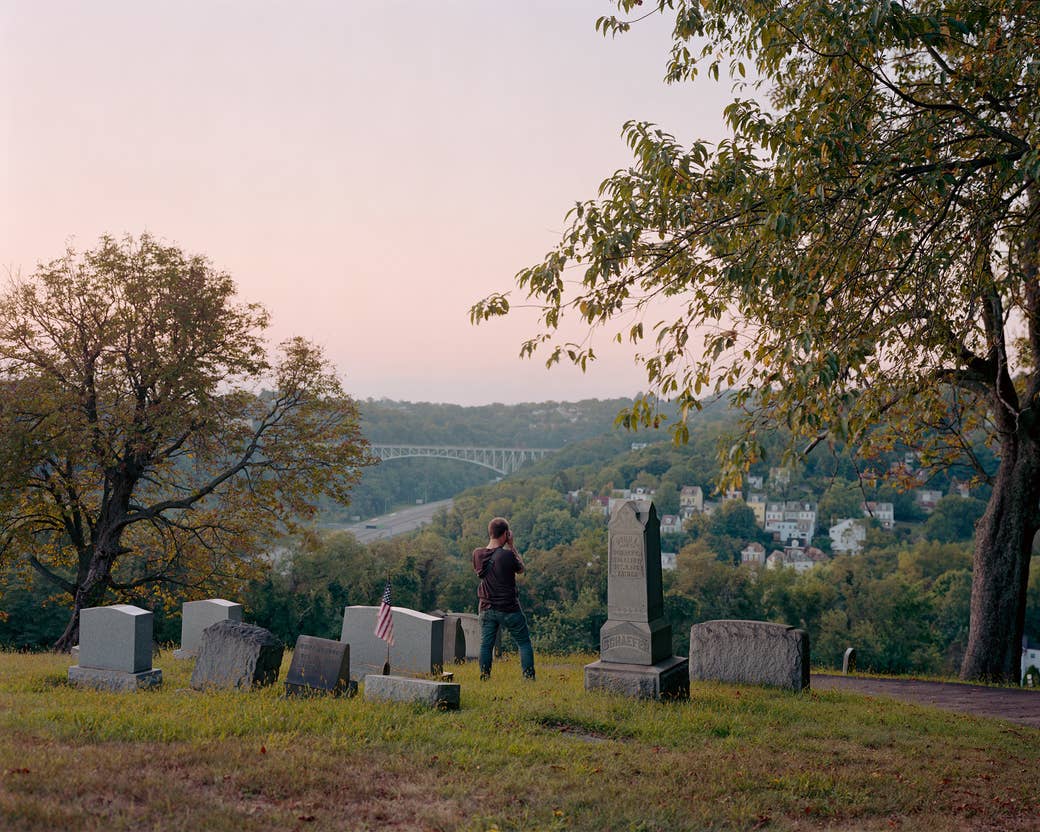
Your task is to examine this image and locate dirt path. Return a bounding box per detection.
[813,673,1040,729]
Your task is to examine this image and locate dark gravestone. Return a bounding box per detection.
[285,635,355,697]
[584,501,689,700]
[440,615,466,664]
[190,620,284,690]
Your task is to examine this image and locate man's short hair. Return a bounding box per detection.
[488,517,510,540]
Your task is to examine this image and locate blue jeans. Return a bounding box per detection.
[479,609,535,680]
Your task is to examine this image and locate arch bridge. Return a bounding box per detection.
[369,445,555,476]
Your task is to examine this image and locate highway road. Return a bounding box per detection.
[334,498,454,543]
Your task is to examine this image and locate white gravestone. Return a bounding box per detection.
[341,605,443,680]
[68,604,162,691]
[174,598,243,659]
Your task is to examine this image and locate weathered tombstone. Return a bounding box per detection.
[341,606,443,680]
[842,646,857,675]
[688,620,810,691]
[68,605,162,691]
[454,613,482,659]
[584,501,689,699]
[174,598,243,659]
[190,620,283,690]
[451,612,500,659]
[440,614,466,664]
[284,635,355,697]
[363,674,460,709]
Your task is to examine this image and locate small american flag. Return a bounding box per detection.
[375,579,394,645]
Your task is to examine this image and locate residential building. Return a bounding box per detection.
[721,487,743,502]
[747,493,767,525]
[764,501,817,543]
[950,479,971,498]
[861,501,895,530]
[740,541,766,566]
[660,514,683,535]
[766,548,814,573]
[661,551,677,571]
[830,518,867,554]
[679,485,704,513]
[914,489,943,514]
[747,474,764,491]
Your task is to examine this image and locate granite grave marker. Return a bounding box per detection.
[174,598,243,659]
[68,604,162,691]
[285,635,355,697]
[190,620,284,690]
[341,605,443,680]
[584,501,689,699]
[688,619,810,691]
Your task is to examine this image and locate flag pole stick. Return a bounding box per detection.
[382,569,391,675]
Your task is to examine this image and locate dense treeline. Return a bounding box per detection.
[2,398,1034,679]
[241,426,1038,676]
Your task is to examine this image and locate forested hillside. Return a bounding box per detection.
[336,397,648,519]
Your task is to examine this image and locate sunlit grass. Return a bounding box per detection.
[1,650,1037,831]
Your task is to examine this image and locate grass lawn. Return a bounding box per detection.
[0,651,1037,831]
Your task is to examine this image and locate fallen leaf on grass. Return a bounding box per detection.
[297,815,316,822]
[3,768,30,775]
[260,745,267,754]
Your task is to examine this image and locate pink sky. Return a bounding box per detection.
[1,2,730,404]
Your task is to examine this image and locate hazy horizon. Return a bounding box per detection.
[2,2,731,405]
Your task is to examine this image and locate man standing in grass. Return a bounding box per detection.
[472,516,535,681]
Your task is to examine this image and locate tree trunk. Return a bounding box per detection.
[960,426,1040,683]
[53,554,113,653]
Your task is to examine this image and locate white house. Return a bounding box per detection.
[861,501,895,530]
[679,485,704,513]
[747,474,764,491]
[661,551,677,571]
[830,518,867,554]
[660,514,684,535]
[915,489,943,514]
[765,501,818,543]
[766,548,815,573]
[740,541,766,566]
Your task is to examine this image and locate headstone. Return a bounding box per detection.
[584,501,689,699]
[440,614,466,664]
[688,620,810,691]
[190,620,283,690]
[363,674,460,709]
[452,612,500,659]
[174,598,243,659]
[284,635,355,697]
[68,605,162,691]
[340,605,443,680]
[842,646,857,675]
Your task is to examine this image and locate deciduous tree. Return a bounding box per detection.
[0,234,371,649]
[473,1,1040,681]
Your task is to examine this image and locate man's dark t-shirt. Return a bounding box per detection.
[472,546,522,612]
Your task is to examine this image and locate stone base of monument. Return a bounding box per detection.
[584,655,689,700]
[363,674,460,709]
[68,665,163,692]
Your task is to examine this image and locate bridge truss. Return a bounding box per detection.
[369,445,555,476]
